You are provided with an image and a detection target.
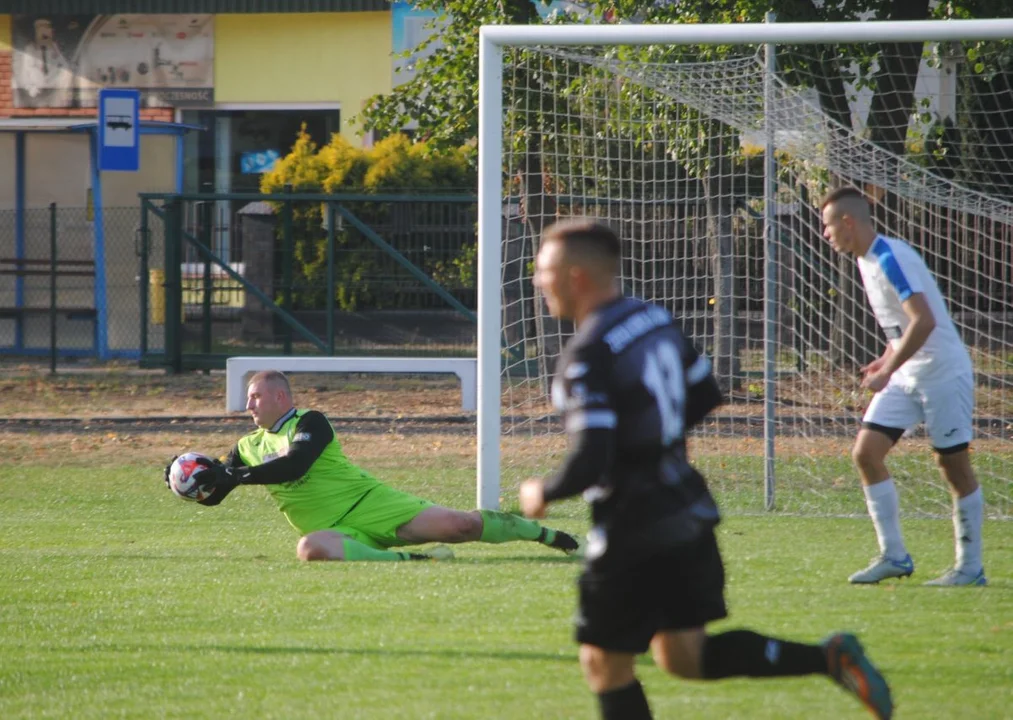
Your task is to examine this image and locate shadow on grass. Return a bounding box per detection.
[73,643,578,664]
[443,555,581,565]
[89,552,584,565]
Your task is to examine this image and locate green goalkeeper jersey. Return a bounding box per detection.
[232,408,383,534]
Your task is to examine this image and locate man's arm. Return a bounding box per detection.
[240,411,334,484]
[542,427,616,503]
[194,411,335,498]
[884,293,936,373]
[541,342,616,504]
[682,350,724,430]
[863,293,935,390]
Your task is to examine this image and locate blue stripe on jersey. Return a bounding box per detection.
[566,409,617,433]
[686,355,712,385]
[870,236,914,301]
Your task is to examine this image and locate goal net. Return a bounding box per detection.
[478,21,1013,519]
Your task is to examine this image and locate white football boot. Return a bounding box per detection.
[848,554,915,584]
[924,567,987,586]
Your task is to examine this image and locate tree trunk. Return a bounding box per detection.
[501,215,530,364]
[706,146,742,392]
[865,0,932,156]
[519,133,567,393]
[811,48,854,131]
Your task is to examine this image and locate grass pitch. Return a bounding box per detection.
[1,441,1011,720]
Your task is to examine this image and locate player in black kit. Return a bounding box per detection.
[519,219,893,720]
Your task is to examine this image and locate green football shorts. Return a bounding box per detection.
[330,485,434,549]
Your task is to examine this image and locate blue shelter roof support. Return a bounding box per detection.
[1,119,202,360]
[176,133,186,194]
[14,131,26,351]
[88,129,109,359]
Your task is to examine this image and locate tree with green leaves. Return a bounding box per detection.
[260,130,475,311]
[360,0,1011,380]
[362,0,1007,159]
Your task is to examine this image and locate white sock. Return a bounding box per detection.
[863,479,908,560]
[954,487,984,574]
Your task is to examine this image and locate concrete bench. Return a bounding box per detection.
[226,356,477,413]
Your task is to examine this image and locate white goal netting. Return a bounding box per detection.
[496,37,1013,518]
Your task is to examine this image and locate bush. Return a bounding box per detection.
[259,129,476,311]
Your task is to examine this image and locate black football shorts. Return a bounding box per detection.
[575,528,728,653]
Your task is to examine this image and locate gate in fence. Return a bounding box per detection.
[137,192,479,372]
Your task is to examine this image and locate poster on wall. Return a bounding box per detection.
[390,2,595,86]
[240,150,280,174]
[11,14,214,109]
[390,2,442,88]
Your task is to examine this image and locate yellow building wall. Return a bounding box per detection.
[215,12,392,141]
[0,15,10,51]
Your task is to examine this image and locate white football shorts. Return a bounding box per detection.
[862,372,974,450]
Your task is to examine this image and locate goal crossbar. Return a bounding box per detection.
[480,18,1013,47]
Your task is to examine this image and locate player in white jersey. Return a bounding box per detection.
[820,187,986,587]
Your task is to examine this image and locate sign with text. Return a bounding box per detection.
[11,14,214,109]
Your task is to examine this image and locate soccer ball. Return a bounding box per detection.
[167,452,216,502]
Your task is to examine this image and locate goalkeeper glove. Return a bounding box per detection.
[163,453,217,489]
[163,455,178,490]
[191,461,243,495]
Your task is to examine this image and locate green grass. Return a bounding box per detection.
[1,461,1011,720]
[503,451,1013,518]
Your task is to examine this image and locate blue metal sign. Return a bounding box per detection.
[98,88,140,172]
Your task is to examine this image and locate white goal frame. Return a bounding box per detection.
[475,18,1013,510]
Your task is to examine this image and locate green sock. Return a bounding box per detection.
[342,537,412,562]
[478,510,545,544]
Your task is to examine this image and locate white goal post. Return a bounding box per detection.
[476,19,1013,514]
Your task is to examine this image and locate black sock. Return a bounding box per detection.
[701,629,827,679]
[598,680,652,720]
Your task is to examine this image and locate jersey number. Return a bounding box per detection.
[642,340,685,445]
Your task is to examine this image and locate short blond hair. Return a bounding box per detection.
[247,370,292,397]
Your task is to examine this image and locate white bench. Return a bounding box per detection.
[225,356,477,413]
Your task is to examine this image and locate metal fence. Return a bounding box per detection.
[0,197,486,365]
[140,193,481,371]
[0,204,144,362]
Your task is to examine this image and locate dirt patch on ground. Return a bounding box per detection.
[0,427,479,468]
[0,360,471,420]
[2,359,1009,467]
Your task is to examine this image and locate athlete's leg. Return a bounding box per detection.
[854,383,914,561]
[929,447,985,583]
[297,529,436,562]
[394,506,482,544]
[850,424,913,582]
[579,645,651,720]
[923,373,979,498]
[649,627,707,678]
[652,626,826,680]
[852,426,897,487]
[474,508,578,551]
[936,447,979,499]
[395,506,581,553]
[649,541,827,682]
[923,374,985,584]
[648,627,891,720]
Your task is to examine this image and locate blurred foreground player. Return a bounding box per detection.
[519,218,893,720]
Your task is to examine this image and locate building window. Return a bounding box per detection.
[181,108,340,194]
[179,108,339,263]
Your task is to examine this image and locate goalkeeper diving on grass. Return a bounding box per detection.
[163,370,581,562]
